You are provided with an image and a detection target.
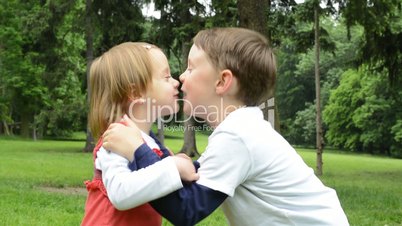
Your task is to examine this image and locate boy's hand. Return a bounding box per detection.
[173,153,200,182]
[103,115,144,162]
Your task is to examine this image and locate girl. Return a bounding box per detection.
[81,42,198,226]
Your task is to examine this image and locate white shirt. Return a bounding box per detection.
[96,131,183,210]
[197,107,349,226]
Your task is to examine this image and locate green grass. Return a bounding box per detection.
[0,139,92,225]
[0,135,401,226]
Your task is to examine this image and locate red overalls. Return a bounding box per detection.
[81,138,161,226]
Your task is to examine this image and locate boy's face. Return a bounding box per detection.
[180,44,219,118]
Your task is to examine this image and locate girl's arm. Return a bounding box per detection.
[98,121,199,210]
[96,146,183,210]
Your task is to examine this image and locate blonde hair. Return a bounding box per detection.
[193,27,276,106]
[89,42,157,139]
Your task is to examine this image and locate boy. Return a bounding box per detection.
[102,27,349,226]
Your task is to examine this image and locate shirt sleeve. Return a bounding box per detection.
[96,147,183,210]
[128,143,161,170]
[150,183,228,226]
[196,130,251,197]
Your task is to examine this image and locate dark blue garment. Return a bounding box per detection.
[128,132,227,226]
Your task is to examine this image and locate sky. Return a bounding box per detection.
[142,0,306,19]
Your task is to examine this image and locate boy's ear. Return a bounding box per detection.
[215,69,236,95]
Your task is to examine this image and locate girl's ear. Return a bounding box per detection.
[215,69,236,95]
[128,84,144,102]
[127,85,146,107]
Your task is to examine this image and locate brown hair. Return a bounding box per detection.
[89,42,157,139]
[193,27,276,106]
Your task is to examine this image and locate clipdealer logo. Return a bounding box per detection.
[127,97,275,131]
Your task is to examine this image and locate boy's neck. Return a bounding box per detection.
[206,98,245,128]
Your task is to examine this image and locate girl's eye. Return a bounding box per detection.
[165,75,171,81]
[187,68,193,73]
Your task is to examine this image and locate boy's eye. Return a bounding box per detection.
[165,75,171,80]
[187,68,193,73]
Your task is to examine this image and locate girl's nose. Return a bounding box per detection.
[172,77,180,88]
[179,72,186,83]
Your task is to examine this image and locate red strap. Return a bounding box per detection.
[152,148,163,157]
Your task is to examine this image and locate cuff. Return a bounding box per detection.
[128,143,161,171]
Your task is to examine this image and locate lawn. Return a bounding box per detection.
[0,133,401,226]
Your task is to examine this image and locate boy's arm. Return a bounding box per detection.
[128,143,163,170]
[97,146,183,210]
[130,143,229,226]
[151,182,228,226]
[141,131,250,226]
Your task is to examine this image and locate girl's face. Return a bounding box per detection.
[146,48,180,117]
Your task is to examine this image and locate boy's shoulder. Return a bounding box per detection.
[211,107,274,142]
[220,107,266,130]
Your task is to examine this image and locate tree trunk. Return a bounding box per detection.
[32,126,37,141]
[178,3,199,157]
[238,0,280,131]
[180,117,199,157]
[157,118,165,146]
[314,4,324,176]
[2,121,10,135]
[83,0,95,152]
[238,0,270,42]
[20,111,30,138]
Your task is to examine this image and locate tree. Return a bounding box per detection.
[83,0,94,152]
[337,0,402,85]
[313,0,324,175]
[237,0,283,131]
[81,0,148,151]
[0,0,86,139]
[179,31,199,157]
[276,17,362,146]
[149,0,205,157]
[238,0,270,41]
[91,0,146,55]
[323,66,401,157]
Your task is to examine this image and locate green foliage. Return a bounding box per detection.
[206,0,238,28]
[339,0,402,84]
[281,0,336,53]
[36,72,87,138]
[148,0,206,71]
[92,0,146,55]
[0,0,86,138]
[0,1,49,136]
[323,70,361,149]
[323,67,402,157]
[285,102,316,145]
[1,0,400,159]
[276,18,363,146]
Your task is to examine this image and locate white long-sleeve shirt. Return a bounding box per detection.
[95,132,183,210]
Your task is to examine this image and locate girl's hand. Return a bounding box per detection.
[172,153,200,182]
[103,115,144,162]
